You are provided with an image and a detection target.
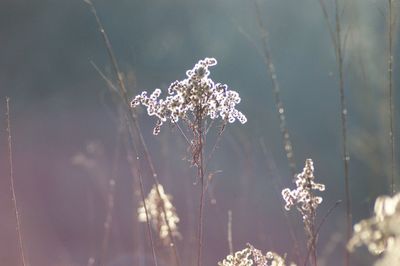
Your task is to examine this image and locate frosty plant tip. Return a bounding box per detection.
[131,58,247,135]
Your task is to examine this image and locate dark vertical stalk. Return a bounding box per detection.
[333,1,351,265]
[388,0,395,195]
[6,97,28,266]
[316,0,351,263]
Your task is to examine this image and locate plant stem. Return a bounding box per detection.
[85,2,181,264]
[6,97,28,266]
[196,113,205,266]
[388,0,395,195]
[333,1,351,265]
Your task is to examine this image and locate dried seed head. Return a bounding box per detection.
[138,184,181,245]
[347,193,400,258]
[281,159,325,216]
[218,243,295,266]
[131,58,246,135]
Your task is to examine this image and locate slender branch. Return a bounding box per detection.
[6,97,28,266]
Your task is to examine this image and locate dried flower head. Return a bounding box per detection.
[282,159,325,215]
[218,243,294,266]
[347,193,400,256]
[138,184,181,245]
[281,159,325,262]
[218,246,253,266]
[131,58,247,135]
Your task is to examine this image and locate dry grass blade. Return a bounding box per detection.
[6,97,28,266]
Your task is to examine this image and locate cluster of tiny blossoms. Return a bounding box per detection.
[138,184,181,245]
[281,159,325,219]
[131,58,247,135]
[347,193,400,265]
[218,243,293,266]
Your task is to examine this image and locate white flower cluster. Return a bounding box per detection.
[347,193,400,263]
[138,184,181,245]
[131,58,247,135]
[218,243,293,266]
[281,159,325,217]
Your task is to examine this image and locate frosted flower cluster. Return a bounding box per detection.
[131,58,247,135]
[218,243,294,266]
[347,193,400,264]
[281,159,325,218]
[138,184,181,245]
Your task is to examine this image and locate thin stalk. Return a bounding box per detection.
[259,138,302,263]
[84,2,181,264]
[99,126,122,266]
[196,113,205,266]
[304,200,341,266]
[334,1,351,265]
[84,2,157,264]
[6,97,28,266]
[250,6,302,257]
[388,0,395,195]
[227,210,233,255]
[310,217,317,266]
[125,116,158,266]
[315,1,351,262]
[253,0,297,177]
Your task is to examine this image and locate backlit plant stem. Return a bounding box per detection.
[196,110,206,266]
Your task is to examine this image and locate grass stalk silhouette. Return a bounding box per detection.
[99,127,122,266]
[316,1,352,264]
[84,1,182,265]
[253,0,296,177]
[252,1,301,262]
[6,97,28,266]
[333,1,351,264]
[387,0,395,195]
